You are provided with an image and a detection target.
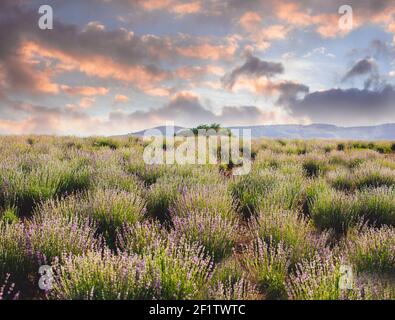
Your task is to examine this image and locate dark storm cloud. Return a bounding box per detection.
[342,59,376,82]
[274,82,310,105]
[342,58,385,90]
[222,54,284,89]
[288,85,395,125]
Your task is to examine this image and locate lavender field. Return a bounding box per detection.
[1,136,395,300]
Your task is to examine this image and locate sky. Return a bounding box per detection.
[0,0,395,136]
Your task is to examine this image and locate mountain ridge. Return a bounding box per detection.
[122,123,395,140]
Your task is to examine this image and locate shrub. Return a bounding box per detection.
[208,278,259,300]
[117,221,168,255]
[27,215,99,265]
[0,222,31,283]
[0,207,19,224]
[287,252,347,300]
[0,159,91,216]
[260,174,306,211]
[327,169,353,191]
[347,227,395,275]
[127,163,166,186]
[51,250,158,300]
[302,156,327,177]
[244,239,291,299]
[172,208,238,261]
[122,235,213,299]
[229,171,277,218]
[172,184,236,220]
[309,189,357,235]
[251,209,328,263]
[354,187,395,226]
[353,163,395,189]
[93,163,143,194]
[36,189,146,245]
[209,257,244,286]
[146,178,183,222]
[92,138,119,150]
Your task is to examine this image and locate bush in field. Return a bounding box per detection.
[208,278,259,300]
[209,257,244,286]
[327,168,354,191]
[37,189,146,245]
[347,226,395,275]
[117,221,168,255]
[146,177,185,222]
[259,174,306,211]
[113,236,212,299]
[353,163,395,189]
[92,138,119,150]
[0,159,90,216]
[51,250,158,300]
[229,171,277,218]
[0,207,19,224]
[302,156,327,178]
[308,189,357,235]
[251,209,328,263]
[172,208,238,261]
[0,222,31,283]
[0,214,98,287]
[286,252,348,300]
[244,239,291,299]
[172,184,236,220]
[27,215,99,265]
[354,187,395,226]
[127,163,167,186]
[94,163,144,194]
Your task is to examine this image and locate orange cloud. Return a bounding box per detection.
[139,0,173,11]
[275,2,353,38]
[172,2,201,16]
[176,39,238,60]
[21,42,170,92]
[61,85,109,96]
[239,11,262,32]
[114,94,130,103]
[176,65,224,80]
[79,97,95,109]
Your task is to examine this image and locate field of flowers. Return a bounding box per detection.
[0,136,395,300]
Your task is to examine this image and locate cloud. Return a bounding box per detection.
[288,85,395,126]
[342,58,382,89]
[239,12,262,32]
[342,58,376,81]
[303,47,336,58]
[222,54,284,89]
[79,97,96,109]
[112,91,296,128]
[258,81,310,105]
[176,37,239,60]
[61,85,110,96]
[172,1,201,16]
[114,94,130,103]
[0,93,299,135]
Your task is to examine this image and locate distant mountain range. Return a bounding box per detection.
[126,123,395,140]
